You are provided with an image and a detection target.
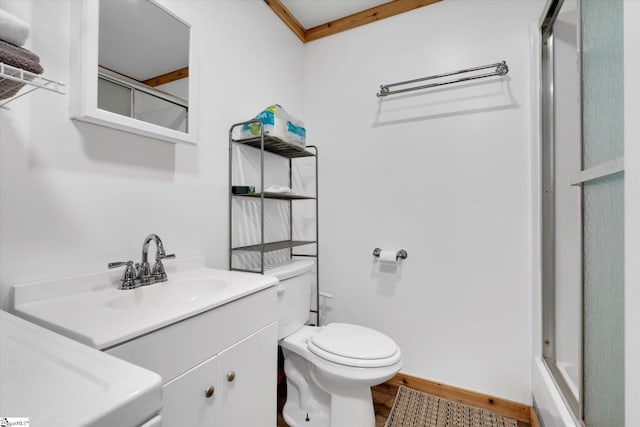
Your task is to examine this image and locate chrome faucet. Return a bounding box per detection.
[108,234,175,290]
[139,234,175,285]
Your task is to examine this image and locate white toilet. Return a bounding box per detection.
[267,260,402,427]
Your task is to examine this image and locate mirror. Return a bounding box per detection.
[70,0,196,144]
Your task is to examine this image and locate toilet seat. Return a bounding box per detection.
[307,323,401,368]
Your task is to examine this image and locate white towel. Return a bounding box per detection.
[0,9,30,47]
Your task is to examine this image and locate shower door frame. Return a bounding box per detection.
[539,0,584,421]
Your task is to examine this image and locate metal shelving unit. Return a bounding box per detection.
[229,120,320,325]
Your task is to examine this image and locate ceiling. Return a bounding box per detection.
[281,0,389,29]
[265,0,441,43]
[99,0,189,82]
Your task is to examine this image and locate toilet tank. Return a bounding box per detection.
[265,260,314,340]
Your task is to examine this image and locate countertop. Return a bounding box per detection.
[10,257,278,350]
[0,310,162,427]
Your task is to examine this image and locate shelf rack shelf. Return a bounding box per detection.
[0,62,66,108]
[231,240,316,253]
[233,192,316,201]
[231,134,315,158]
[229,119,320,325]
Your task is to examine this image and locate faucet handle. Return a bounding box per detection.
[108,261,138,290]
[108,261,132,269]
[157,253,175,260]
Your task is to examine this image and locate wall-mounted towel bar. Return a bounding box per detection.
[376,61,509,97]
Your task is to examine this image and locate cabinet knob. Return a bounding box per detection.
[205,386,215,398]
[226,371,236,382]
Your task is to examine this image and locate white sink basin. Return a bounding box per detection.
[106,278,228,310]
[0,311,162,427]
[10,256,278,349]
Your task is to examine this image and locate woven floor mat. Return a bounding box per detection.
[384,386,518,427]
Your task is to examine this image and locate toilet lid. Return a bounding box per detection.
[307,323,400,368]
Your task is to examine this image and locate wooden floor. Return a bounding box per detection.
[277,381,532,427]
[372,381,401,427]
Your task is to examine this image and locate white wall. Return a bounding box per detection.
[303,0,544,403]
[158,78,189,100]
[0,0,304,306]
[624,0,640,423]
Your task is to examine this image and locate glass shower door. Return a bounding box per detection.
[581,0,625,425]
[540,0,625,424]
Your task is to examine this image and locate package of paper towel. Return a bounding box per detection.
[241,105,306,147]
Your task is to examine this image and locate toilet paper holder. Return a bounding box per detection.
[372,248,408,261]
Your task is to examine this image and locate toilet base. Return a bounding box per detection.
[282,386,376,427]
[282,347,378,427]
[283,402,330,427]
[324,385,376,427]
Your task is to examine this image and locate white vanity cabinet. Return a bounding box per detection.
[106,287,278,427]
[162,352,217,426]
[216,324,278,426]
[162,323,277,427]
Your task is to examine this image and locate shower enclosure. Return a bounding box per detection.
[540,0,624,425]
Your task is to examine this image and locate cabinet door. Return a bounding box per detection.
[162,354,218,427]
[216,322,278,427]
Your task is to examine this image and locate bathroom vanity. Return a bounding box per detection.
[10,257,279,426]
[106,287,277,426]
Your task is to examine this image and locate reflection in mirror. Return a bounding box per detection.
[98,0,189,133]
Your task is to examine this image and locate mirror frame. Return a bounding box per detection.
[70,0,197,145]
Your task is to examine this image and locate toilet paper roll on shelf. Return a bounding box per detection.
[372,248,408,264]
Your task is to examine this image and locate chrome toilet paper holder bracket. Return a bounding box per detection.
[372,248,408,260]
